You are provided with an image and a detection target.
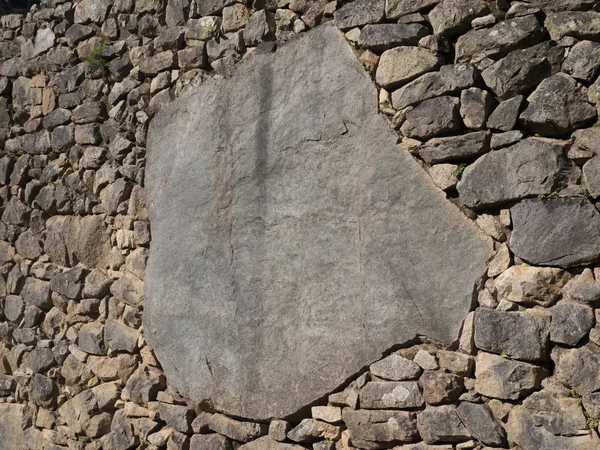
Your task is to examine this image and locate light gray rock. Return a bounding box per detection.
[474,308,550,362]
[385,0,441,19]
[524,0,597,11]
[401,96,462,140]
[144,23,491,421]
[460,88,494,130]
[550,300,595,346]
[0,404,26,450]
[208,413,267,442]
[287,419,340,443]
[237,436,304,450]
[33,28,55,57]
[456,403,506,447]
[520,73,596,137]
[510,198,600,268]
[507,387,600,450]
[370,354,422,381]
[244,10,276,47]
[358,24,428,52]
[486,96,524,131]
[376,46,443,89]
[475,352,547,400]
[562,268,600,304]
[481,42,564,100]
[21,277,52,310]
[196,0,235,16]
[105,319,139,353]
[490,130,525,149]
[563,40,600,82]
[74,0,111,24]
[456,15,544,63]
[417,405,471,444]
[429,0,490,37]
[343,408,419,447]
[457,138,573,209]
[494,266,569,307]
[552,343,600,394]
[359,381,424,409]
[583,156,600,196]
[190,434,233,450]
[419,131,489,164]
[334,0,384,30]
[545,11,600,41]
[391,64,477,110]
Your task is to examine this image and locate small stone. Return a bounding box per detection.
[287,419,340,443]
[110,273,144,306]
[553,343,600,395]
[237,436,305,449]
[342,408,419,447]
[490,130,525,149]
[75,0,111,23]
[428,164,459,191]
[370,354,421,381]
[124,365,166,405]
[269,420,290,441]
[20,278,52,310]
[104,319,139,353]
[550,300,594,346]
[376,47,443,89]
[545,11,600,41]
[359,381,424,409]
[59,390,98,434]
[244,10,276,46]
[334,0,384,31]
[417,405,471,444]
[419,372,464,405]
[50,267,86,299]
[209,413,267,442]
[487,244,511,277]
[157,403,194,433]
[222,4,249,32]
[190,434,233,450]
[456,403,506,447]
[563,268,600,304]
[495,265,569,306]
[583,156,600,196]
[475,352,546,400]
[78,322,106,355]
[474,308,551,362]
[401,96,461,140]
[563,40,600,82]
[358,24,428,52]
[510,198,600,268]
[413,349,438,370]
[86,412,112,438]
[385,0,441,19]
[419,131,490,164]
[429,0,490,37]
[33,28,55,57]
[26,347,55,373]
[459,88,494,130]
[437,351,473,377]
[29,374,57,408]
[84,269,112,298]
[311,406,342,424]
[486,96,524,131]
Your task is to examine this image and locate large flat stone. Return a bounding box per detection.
[144,23,492,421]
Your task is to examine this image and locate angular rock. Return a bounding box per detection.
[401,96,461,140]
[29,373,57,408]
[486,96,524,131]
[419,131,489,164]
[457,138,573,209]
[392,64,477,110]
[343,408,419,448]
[495,266,569,307]
[427,164,458,191]
[507,387,600,450]
[110,273,144,306]
[124,365,166,405]
[510,198,600,268]
[237,436,304,450]
[481,42,564,100]
[75,0,111,24]
[460,88,494,130]
[583,156,600,196]
[419,372,464,405]
[79,322,106,355]
[456,15,544,63]
[552,343,600,394]
[475,352,546,400]
[358,24,428,52]
[196,0,234,16]
[370,354,422,381]
[190,434,233,450]
[359,381,424,409]
[104,319,139,353]
[287,419,340,443]
[520,74,596,137]
[417,405,471,444]
[563,40,600,82]
[456,403,505,447]
[208,413,266,442]
[429,0,490,37]
[21,278,52,310]
[385,0,440,19]
[545,11,600,41]
[157,403,194,434]
[474,308,550,362]
[550,300,595,346]
[437,351,473,377]
[145,23,491,421]
[562,268,600,304]
[334,0,385,30]
[50,267,86,300]
[376,47,443,89]
[244,10,276,47]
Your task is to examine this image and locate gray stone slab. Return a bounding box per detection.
[0,404,26,450]
[144,23,492,421]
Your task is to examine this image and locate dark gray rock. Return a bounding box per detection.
[26,347,55,373]
[563,40,600,82]
[546,11,600,41]
[520,74,596,137]
[50,267,86,299]
[475,352,547,400]
[491,130,526,149]
[376,46,443,89]
[359,381,424,409]
[29,373,57,408]
[196,0,235,16]
[553,343,600,394]
[358,24,428,52]
[21,278,52,310]
[486,95,525,131]
[510,198,600,268]
[550,300,595,346]
[456,403,506,447]
[562,268,600,304]
[287,419,340,443]
[474,308,550,362]
[507,387,600,450]
[401,96,461,139]
[157,403,194,434]
[419,372,464,405]
[104,319,139,353]
[391,64,477,110]
[237,436,305,450]
[334,0,385,30]
[457,138,573,209]
[429,0,490,37]
[456,15,544,63]
[145,23,491,421]
[78,322,106,355]
[244,10,276,47]
[385,0,440,19]
[481,42,564,100]
[419,131,490,164]
[343,409,419,447]
[417,406,471,444]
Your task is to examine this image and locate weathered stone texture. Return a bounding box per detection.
[144,24,491,420]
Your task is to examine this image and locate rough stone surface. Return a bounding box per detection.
[456,402,505,447]
[520,74,597,137]
[562,268,600,304]
[457,138,573,209]
[419,131,489,164]
[400,96,462,140]
[545,11,600,41]
[495,266,569,307]
[563,40,600,82]
[343,408,419,448]
[334,0,384,31]
[359,381,424,409]
[144,23,491,420]
[0,404,26,450]
[358,24,428,52]
[375,47,443,90]
[417,405,470,444]
[552,343,600,394]
[510,198,600,268]
[550,300,595,346]
[429,0,490,37]
[486,96,524,131]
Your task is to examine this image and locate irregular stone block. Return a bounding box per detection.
[358,24,428,52]
[417,405,471,444]
[343,408,419,447]
[429,0,490,37]
[419,131,489,164]
[400,96,461,140]
[552,343,600,395]
[385,0,440,19]
[545,11,600,41]
[550,300,594,346]
[144,23,491,420]
[563,40,600,82]
[359,381,423,409]
[456,403,505,447]
[494,266,569,307]
[334,0,384,30]
[562,268,600,304]
[376,46,443,89]
[510,198,600,268]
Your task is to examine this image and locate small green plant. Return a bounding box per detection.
[521,263,530,267]
[209,22,225,42]
[85,40,109,78]
[585,411,599,430]
[538,191,559,200]
[453,163,467,180]
[570,389,583,406]
[584,189,599,201]
[500,352,509,359]
[77,435,91,444]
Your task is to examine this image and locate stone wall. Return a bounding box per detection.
[2,0,600,449]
